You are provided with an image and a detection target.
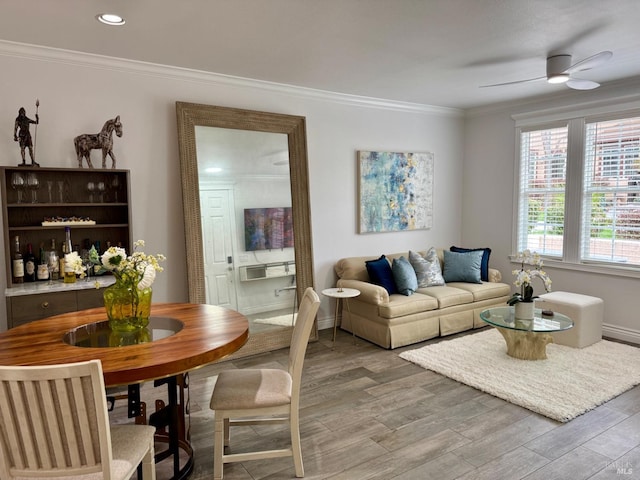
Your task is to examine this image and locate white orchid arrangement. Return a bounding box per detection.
[507,249,552,305]
[90,240,165,290]
[64,251,87,277]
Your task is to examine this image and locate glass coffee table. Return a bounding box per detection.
[480,306,573,360]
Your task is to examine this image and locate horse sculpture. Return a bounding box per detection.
[74,116,123,168]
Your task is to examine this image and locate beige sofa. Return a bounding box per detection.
[334,249,511,349]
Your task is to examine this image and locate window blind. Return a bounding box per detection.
[518,126,568,256]
[582,116,640,265]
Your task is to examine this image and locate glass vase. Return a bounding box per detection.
[103,279,152,332]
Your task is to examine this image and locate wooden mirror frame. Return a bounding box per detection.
[176,102,316,357]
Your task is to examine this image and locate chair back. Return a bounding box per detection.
[0,360,113,479]
[288,287,320,396]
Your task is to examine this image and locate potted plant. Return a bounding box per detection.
[507,250,552,319]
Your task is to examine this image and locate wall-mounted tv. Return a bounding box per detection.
[244,207,294,251]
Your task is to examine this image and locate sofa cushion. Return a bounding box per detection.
[392,256,418,296]
[378,293,438,319]
[447,281,511,302]
[409,248,445,287]
[365,255,397,295]
[416,285,474,308]
[442,250,483,284]
[450,246,492,281]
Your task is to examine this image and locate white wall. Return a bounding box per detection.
[463,81,640,344]
[0,42,465,331]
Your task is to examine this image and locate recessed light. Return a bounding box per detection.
[96,13,125,26]
[206,167,223,174]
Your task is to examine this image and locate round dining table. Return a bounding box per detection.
[0,302,250,480]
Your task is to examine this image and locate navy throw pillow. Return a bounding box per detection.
[365,255,397,295]
[450,246,491,281]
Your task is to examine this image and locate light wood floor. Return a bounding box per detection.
[114,328,640,480]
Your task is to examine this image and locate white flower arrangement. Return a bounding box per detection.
[64,251,86,278]
[90,240,165,290]
[507,249,552,305]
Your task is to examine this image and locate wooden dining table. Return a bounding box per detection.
[0,302,250,480]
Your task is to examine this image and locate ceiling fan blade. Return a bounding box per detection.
[479,76,545,88]
[566,78,600,90]
[565,51,612,74]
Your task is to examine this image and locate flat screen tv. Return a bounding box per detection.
[244,207,294,251]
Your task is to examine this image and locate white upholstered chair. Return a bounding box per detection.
[0,359,156,480]
[209,287,321,479]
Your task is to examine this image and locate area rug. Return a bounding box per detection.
[253,313,296,327]
[399,329,640,422]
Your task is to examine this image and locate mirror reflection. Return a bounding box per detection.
[195,127,297,331]
[176,102,316,357]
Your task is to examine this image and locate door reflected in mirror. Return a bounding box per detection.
[176,102,315,358]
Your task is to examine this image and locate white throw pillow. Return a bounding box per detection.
[409,248,445,287]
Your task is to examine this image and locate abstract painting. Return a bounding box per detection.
[358,151,433,233]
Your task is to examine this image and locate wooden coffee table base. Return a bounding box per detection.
[495,327,553,360]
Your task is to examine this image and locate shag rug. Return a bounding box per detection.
[399,329,640,422]
[253,313,297,327]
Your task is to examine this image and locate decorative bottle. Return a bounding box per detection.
[24,243,36,282]
[37,243,49,281]
[63,227,76,283]
[12,236,24,284]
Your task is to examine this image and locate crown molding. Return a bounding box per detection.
[0,39,462,118]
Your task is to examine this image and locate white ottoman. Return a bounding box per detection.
[538,291,604,348]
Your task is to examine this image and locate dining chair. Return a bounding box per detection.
[209,287,321,479]
[0,359,156,480]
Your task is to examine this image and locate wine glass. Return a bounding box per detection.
[110,175,120,202]
[87,181,96,203]
[10,172,25,203]
[47,180,54,203]
[97,181,106,203]
[26,172,39,203]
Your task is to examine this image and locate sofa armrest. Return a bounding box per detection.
[488,268,502,283]
[336,279,389,305]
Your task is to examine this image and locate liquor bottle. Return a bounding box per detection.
[37,242,49,281]
[64,227,73,254]
[24,243,37,282]
[63,227,76,283]
[59,241,67,279]
[49,238,60,281]
[12,236,24,284]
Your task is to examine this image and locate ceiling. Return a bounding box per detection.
[1,0,639,110]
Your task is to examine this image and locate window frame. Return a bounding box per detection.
[512,101,640,279]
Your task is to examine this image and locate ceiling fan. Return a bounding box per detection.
[480,51,613,90]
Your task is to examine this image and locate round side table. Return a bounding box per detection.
[322,287,361,348]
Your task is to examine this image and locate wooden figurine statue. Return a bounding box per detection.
[74,116,123,168]
[14,102,40,167]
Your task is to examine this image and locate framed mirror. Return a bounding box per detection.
[176,102,316,358]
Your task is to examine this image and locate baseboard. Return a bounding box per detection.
[317,314,335,331]
[603,323,640,345]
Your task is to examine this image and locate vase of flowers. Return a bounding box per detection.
[507,250,552,320]
[91,240,165,332]
[63,251,86,283]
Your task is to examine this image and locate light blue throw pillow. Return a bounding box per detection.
[442,250,483,284]
[392,256,418,296]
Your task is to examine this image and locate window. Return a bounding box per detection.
[516,113,640,268]
[517,125,567,258]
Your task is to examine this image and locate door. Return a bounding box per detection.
[200,189,238,309]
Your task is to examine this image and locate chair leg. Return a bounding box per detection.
[224,417,230,447]
[290,410,304,477]
[141,440,156,480]
[214,415,225,480]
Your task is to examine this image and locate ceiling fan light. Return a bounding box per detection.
[548,73,569,84]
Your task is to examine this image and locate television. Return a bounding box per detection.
[244,207,294,251]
